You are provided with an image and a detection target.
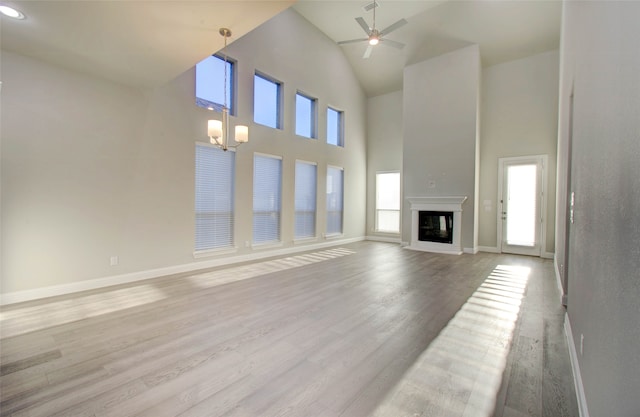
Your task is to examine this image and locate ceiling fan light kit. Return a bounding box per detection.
[337,1,407,59]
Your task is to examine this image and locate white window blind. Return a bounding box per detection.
[326,166,344,235]
[253,154,282,244]
[195,144,235,251]
[375,172,401,233]
[294,161,317,239]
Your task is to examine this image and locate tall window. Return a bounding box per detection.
[253,154,282,244]
[327,107,344,147]
[254,72,282,129]
[295,161,317,239]
[376,172,401,233]
[295,92,317,139]
[195,144,235,251]
[326,166,344,235]
[195,55,233,113]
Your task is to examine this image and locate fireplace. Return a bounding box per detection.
[419,211,453,244]
[407,196,467,255]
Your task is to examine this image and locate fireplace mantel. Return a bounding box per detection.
[407,196,467,212]
[406,196,467,255]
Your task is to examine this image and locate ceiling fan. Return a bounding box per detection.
[337,2,408,59]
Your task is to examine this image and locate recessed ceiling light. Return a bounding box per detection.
[0,5,25,19]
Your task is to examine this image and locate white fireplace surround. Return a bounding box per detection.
[407,196,468,255]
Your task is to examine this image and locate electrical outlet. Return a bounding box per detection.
[110,256,119,266]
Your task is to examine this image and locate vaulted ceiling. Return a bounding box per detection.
[0,1,561,97]
[294,0,561,96]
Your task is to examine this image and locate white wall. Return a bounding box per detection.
[366,91,403,239]
[479,50,559,253]
[0,9,367,296]
[558,2,640,415]
[402,45,481,250]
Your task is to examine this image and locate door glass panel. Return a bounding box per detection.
[506,165,537,246]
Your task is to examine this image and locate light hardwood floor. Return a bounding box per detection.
[0,242,578,417]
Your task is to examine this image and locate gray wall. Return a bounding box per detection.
[479,50,559,253]
[0,9,367,295]
[558,1,640,415]
[402,45,480,250]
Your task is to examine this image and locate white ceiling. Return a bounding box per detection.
[0,1,561,97]
[0,1,294,88]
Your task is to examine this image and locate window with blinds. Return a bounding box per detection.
[194,144,235,251]
[326,166,344,235]
[294,161,317,239]
[253,154,282,244]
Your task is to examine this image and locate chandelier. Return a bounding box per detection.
[207,28,248,151]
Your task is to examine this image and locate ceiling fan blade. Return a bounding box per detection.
[380,38,405,49]
[337,38,369,45]
[355,17,371,35]
[380,18,408,36]
[363,45,373,59]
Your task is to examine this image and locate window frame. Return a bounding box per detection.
[253,71,283,129]
[326,106,344,147]
[375,171,401,234]
[195,54,236,115]
[295,91,318,139]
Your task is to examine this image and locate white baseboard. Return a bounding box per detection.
[463,247,478,254]
[554,256,567,306]
[478,246,500,253]
[564,313,590,417]
[366,235,401,244]
[0,236,365,306]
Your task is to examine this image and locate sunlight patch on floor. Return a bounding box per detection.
[0,285,166,339]
[0,248,356,339]
[185,248,355,289]
[372,264,530,417]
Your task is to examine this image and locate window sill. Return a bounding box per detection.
[193,246,238,259]
[293,237,319,245]
[324,233,344,240]
[251,241,283,250]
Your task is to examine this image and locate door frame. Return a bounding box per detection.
[497,155,548,256]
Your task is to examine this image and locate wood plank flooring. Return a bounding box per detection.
[0,242,578,417]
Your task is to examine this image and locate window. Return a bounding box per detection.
[253,154,282,244]
[295,161,317,239]
[254,73,282,129]
[327,107,344,147]
[194,144,235,251]
[295,92,317,139]
[376,172,401,233]
[195,55,233,113]
[326,166,344,235]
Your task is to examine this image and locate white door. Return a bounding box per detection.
[498,156,546,256]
